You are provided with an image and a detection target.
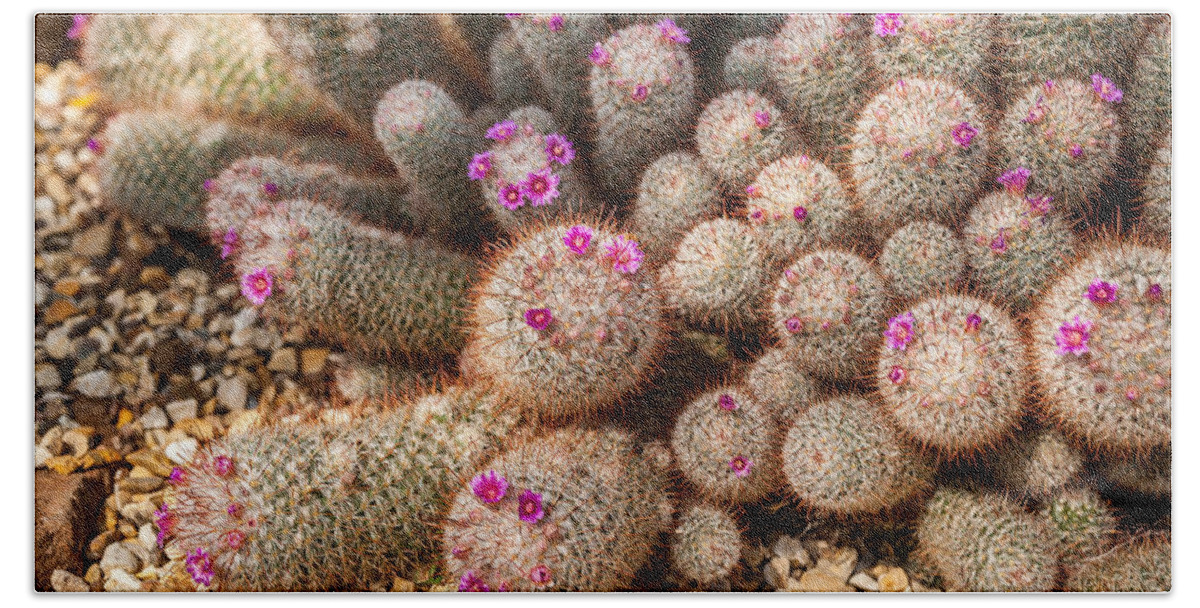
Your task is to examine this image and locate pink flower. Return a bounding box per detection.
[1070,144,1083,158]
[1055,316,1092,356]
[168,467,185,485]
[544,133,576,165]
[505,13,521,19]
[467,152,493,180]
[262,182,279,196]
[530,564,552,586]
[212,455,234,477]
[240,268,274,306]
[203,179,214,192]
[754,110,771,128]
[1044,79,1056,92]
[185,547,215,587]
[729,455,753,478]
[793,206,808,222]
[225,530,246,550]
[965,313,982,333]
[951,122,977,148]
[785,317,802,333]
[518,489,545,523]
[998,167,1031,193]
[520,167,560,207]
[589,43,611,67]
[67,14,89,40]
[1092,73,1123,103]
[1085,279,1119,304]
[1147,284,1163,300]
[885,312,916,350]
[718,394,738,411]
[86,138,102,153]
[498,183,526,210]
[459,571,490,592]
[656,18,690,44]
[154,503,173,547]
[547,14,564,31]
[472,470,507,503]
[874,13,903,37]
[990,230,1008,254]
[631,83,650,102]
[524,308,553,331]
[887,365,907,385]
[1022,97,1047,124]
[227,503,243,518]
[746,184,761,197]
[563,225,593,254]
[748,206,765,223]
[1027,194,1054,215]
[604,235,644,274]
[220,227,238,260]
[486,120,517,141]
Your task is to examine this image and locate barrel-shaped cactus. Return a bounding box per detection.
[869,13,994,104]
[628,152,723,267]
[670,504,743,587]
[660,218,770,330]
[745,154,857,265]
[878,221,965,301]
[696,90,794,193]
[671,388,781,504]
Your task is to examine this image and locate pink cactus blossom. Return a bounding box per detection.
[524,308,553,331]
[604,235,644,274]
[212,455,234,477]
[990,230,1008,255]
[998,167,1031,193]
[547,15,564,31]
[240,268,273,306]
[631,83,650,102]
[1147,284,1163,300]
[518,489,545,523]
[226,530,246,550]
[951,122,978,148]
[471,470,508,503]
[459,571,490,592]
[729,455,753,478]
[498,183,525,210]
[1027,194,1054,215]
[563,225,593,254]
[168,467,185,485]
[1070,144,1084,158]
[888,365,907,385]
[885,312,916,350]
[754,110,771,128]
[530,564,553,585]
[793,206,808,222]
[718,394,738,411]
[1091,73,1123,103]
[965,313,982,333]
[656,18,690,44]
[154,503,173,547]
[1085,279,1119,304]
[544,133,576,165]
[785,317,802,333]
[67,14,89,40]
[589,43,611,67]
[1055,316,1093,356]
[486,120,517,141]
[185,547,215,586]
[520,167,560,207]
[467,152,493,180]
[874,13,903,37]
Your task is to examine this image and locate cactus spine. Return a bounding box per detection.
[660,218,770,330]
[878,222,965,301]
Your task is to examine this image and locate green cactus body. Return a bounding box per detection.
[162,387,517,590]
[770,250,888,381]
[82,14,344,127]
[877,294,1026,456]
[509,14,608,140]
[628,152,723,268]
[782,395,932,516]
[995,14,1143,102]
[1042,489,1117,566]
[962,190,1077,311]
[671,504,743,586]
[329,358,440,405]
[468,223,663,420]
[489,30,541,111]
[723,36,773,92]
[869,14,994,104]
[996,79,1121,211]
[471,107,593,231]
[745,346,822,426]
[1098,447,1171,496]
[229,199,474,359]
[590,23,697,193]
[1030,243,1170,452]
[993,429,1084,500]
[771,13,873,157]
[916,488,1058,592]
[682,14,783,100]
[1124,18,1171,175]
[1066,533,1171,592]
[660,218,770,330]
[878,221,965,302]
[745,154,857,265]
[671,388,781,504]
[850,78,989,231]
[1138,145,1170,242]
[695,90,793,193]
[442,427,672,592]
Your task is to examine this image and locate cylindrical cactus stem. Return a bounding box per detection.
[877,294,1027,456]
[1029,242,1171,453]
[744,346,822,426]
[1042,488,1117,566]
[771,13,874,158]
[660,218,771,330]
[996,78,1122,211]
[509,13,609,141]
[962,187,1077,311]
[878,221,966,302]
[589,20,698,194]
[769,250,889,381]
[467,222,664,421]
[670,388,781,504]
[670,503,743,587]
[991,429,1084,501]
[442,427,672,592]
[868,13,995,106]
[1137,145,1170,242]
[744,153,858,265]
[160,387,518,590]
[1065,532,1171,592]
[994,14,1144,102]
[488,30,542,111]
[916,488,1059,592]
[228,199,475,360]
[782,395,933,516]
[1096,447,1171,497]
[328,357,442,406]
[681,14,784,100]
[850,77,989,232]
[695,90,794,194]
[1123,17,1171,176]
[468,107,595,231]
[628,152,723,268]
[723,36,773,92]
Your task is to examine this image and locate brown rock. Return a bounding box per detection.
[53,279,81,298]
[44,455,80,475]
[125,449,175,478]
[35,469,112,590]
[878,566,909,592]
[43,299,79,326]
[391,578,416,592]
[139,266,171,292]
[301,348,330,376]
[795,569,855,592]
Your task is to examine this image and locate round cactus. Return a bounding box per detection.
[628,152,723,267]
[878,221,965,301]
[744,346,822,426]
[850,77,989,231]
[695,89,794,193]
[1097,447,1171,496]
[994,14,1143,102]
[723,36,773,91]
[660,218,770,330]
[782,395,933,516]
[1137,144,1170,242]
[1029,242,1171,452]
[1042,488,1117,565]
[670,504,743,587]
[962,189,1077,311]
[996,79,1122,211]
[671,388,781,504]
[868,13,994,103]
[469,107,593,231]
[467,223,663,420]
[1123,17,1171,174]
[770,250,889,381]
[329,358,440,405]
[877,294,1027,456]
[992,429,1084,500]
[1065,533,1171,592]
[442,427,671,592]
[160,386,517,590]
[589,21,697,193]
[771,13,874,156]
[916,488,1058,592]
[745,154,858,265]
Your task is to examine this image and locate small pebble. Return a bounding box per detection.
[849,571,879,592]
[60,426,94,457]
[164,398,198,424]
[164,437,199,465]
[51,569,90,592]
[301,348,330,375]
[267,348,298,375]
[99,541,140,576]
[73,369,117,398]
[217,376,248,411]
[764,556,790,590]
[103,569,143,592]
[137,406,169,430]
